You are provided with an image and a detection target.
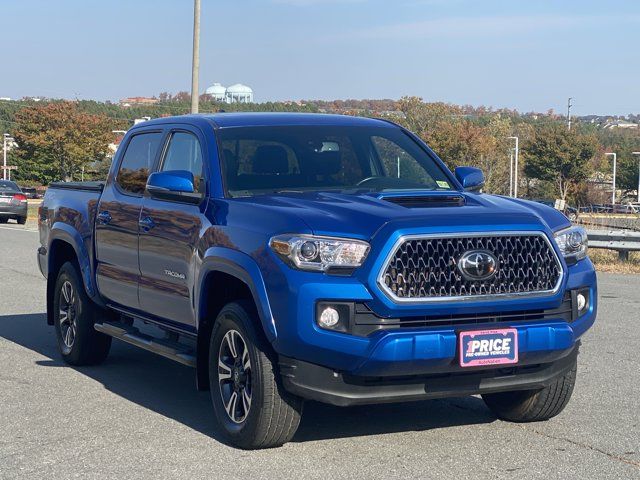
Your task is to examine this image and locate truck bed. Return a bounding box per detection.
[38,181,104,283]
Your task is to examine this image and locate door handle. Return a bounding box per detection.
[139,216,156,231]
[97,211,112,224]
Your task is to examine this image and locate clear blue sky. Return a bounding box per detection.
[1,0,638,115]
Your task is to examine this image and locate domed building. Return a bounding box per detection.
[225,83,254,103]
[205,83,226,102]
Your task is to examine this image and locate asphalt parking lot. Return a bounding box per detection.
[1,223,639,479]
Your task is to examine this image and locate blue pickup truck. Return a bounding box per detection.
[38,113,596,449]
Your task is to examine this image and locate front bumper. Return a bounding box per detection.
[280,343,579,406]
[270,256,597,376]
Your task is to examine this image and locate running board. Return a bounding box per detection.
[94,322,196,367]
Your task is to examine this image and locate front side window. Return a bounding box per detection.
[218,126,452,197]
[116,132,163,195]
[162,131,204,191]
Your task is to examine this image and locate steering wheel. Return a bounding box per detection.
[356,176,383,187]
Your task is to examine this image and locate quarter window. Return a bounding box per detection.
[116,132,163,195]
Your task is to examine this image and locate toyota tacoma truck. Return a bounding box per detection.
[38,113,596,449]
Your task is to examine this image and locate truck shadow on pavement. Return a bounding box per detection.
[0,313,497,446]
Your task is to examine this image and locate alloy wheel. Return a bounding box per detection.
[218,329,252,424]
[59,280,77,349]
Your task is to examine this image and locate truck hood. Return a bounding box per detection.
[237,191,571,240]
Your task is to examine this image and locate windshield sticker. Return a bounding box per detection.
[436,180,450,189]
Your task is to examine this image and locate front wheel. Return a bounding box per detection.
[53,262,112,365]
[482,359,577,422]
[209,301,303,449]
[17,216,27,225]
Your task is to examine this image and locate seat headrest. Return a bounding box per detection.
[311,151,342,175]
[223,149,238,175]
[253,145,289,174]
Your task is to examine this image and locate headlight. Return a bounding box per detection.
[554,226,588,262]
[269,234,370,272]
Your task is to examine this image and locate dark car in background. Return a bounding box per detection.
[20,187,41,199]
[0,180,28,224]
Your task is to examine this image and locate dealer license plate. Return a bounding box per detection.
[459,328,518,368]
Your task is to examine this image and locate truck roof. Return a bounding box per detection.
[133,112,397,130]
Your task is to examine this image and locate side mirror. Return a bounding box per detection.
[455,167,485,192]
[146,170,202,204]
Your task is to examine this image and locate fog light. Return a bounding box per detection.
[319,307,340,328]
[577,293,587,312]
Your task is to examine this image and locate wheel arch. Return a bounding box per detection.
[195,247,276,391]
[46,224,97,325]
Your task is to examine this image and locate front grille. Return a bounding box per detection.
[379,233,562,302]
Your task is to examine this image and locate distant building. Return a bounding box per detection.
[205,83,227,102]
[204,83,254,103]
[119,96,159,107]
[603,120,638,129]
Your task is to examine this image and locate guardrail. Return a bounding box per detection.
[578,214,640,232]
[587,229,640,261]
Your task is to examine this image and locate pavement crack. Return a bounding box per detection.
[518,425,640,469]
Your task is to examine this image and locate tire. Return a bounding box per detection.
[0,218,7,224]
[53,262,112,366]
[482,359,577,422]
[17,216,27,225]
[209,301,303,449]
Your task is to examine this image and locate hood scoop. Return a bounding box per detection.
[379,193,466,208]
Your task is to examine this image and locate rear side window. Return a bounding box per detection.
[116,132,163,195]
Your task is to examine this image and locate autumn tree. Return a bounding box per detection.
[12,102,116,184]
[397,96,514,194]
[522,125,598,202]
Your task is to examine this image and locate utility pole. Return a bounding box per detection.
[633,152,640,203]
[567,97,573,131]
[605,153,617,205]
[190,0,201,114]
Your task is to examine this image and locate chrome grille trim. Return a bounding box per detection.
[377,231,564,303]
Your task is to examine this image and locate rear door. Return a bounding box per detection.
[138,127,207,328]
[95,130,164,309]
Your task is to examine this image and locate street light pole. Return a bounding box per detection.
[190,0,201,114]
[508,136,519,197]
[633,152,640,203]
[509,149,514,197]
[3,135,7,181]
[3,133,13,181]
[605,153,617,206]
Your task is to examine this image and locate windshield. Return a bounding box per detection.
[217,126,454,197]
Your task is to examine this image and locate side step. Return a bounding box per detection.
[94,322,196,367]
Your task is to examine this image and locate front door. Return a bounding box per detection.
[95,130,164,309]
[138,129,206,328]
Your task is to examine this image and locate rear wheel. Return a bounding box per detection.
[482,359,577,422]
[53,262,112,365]
[209,301,303,449]
[0,218,7,224]
[17,216,27,225]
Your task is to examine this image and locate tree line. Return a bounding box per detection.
[1,96,638,205]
